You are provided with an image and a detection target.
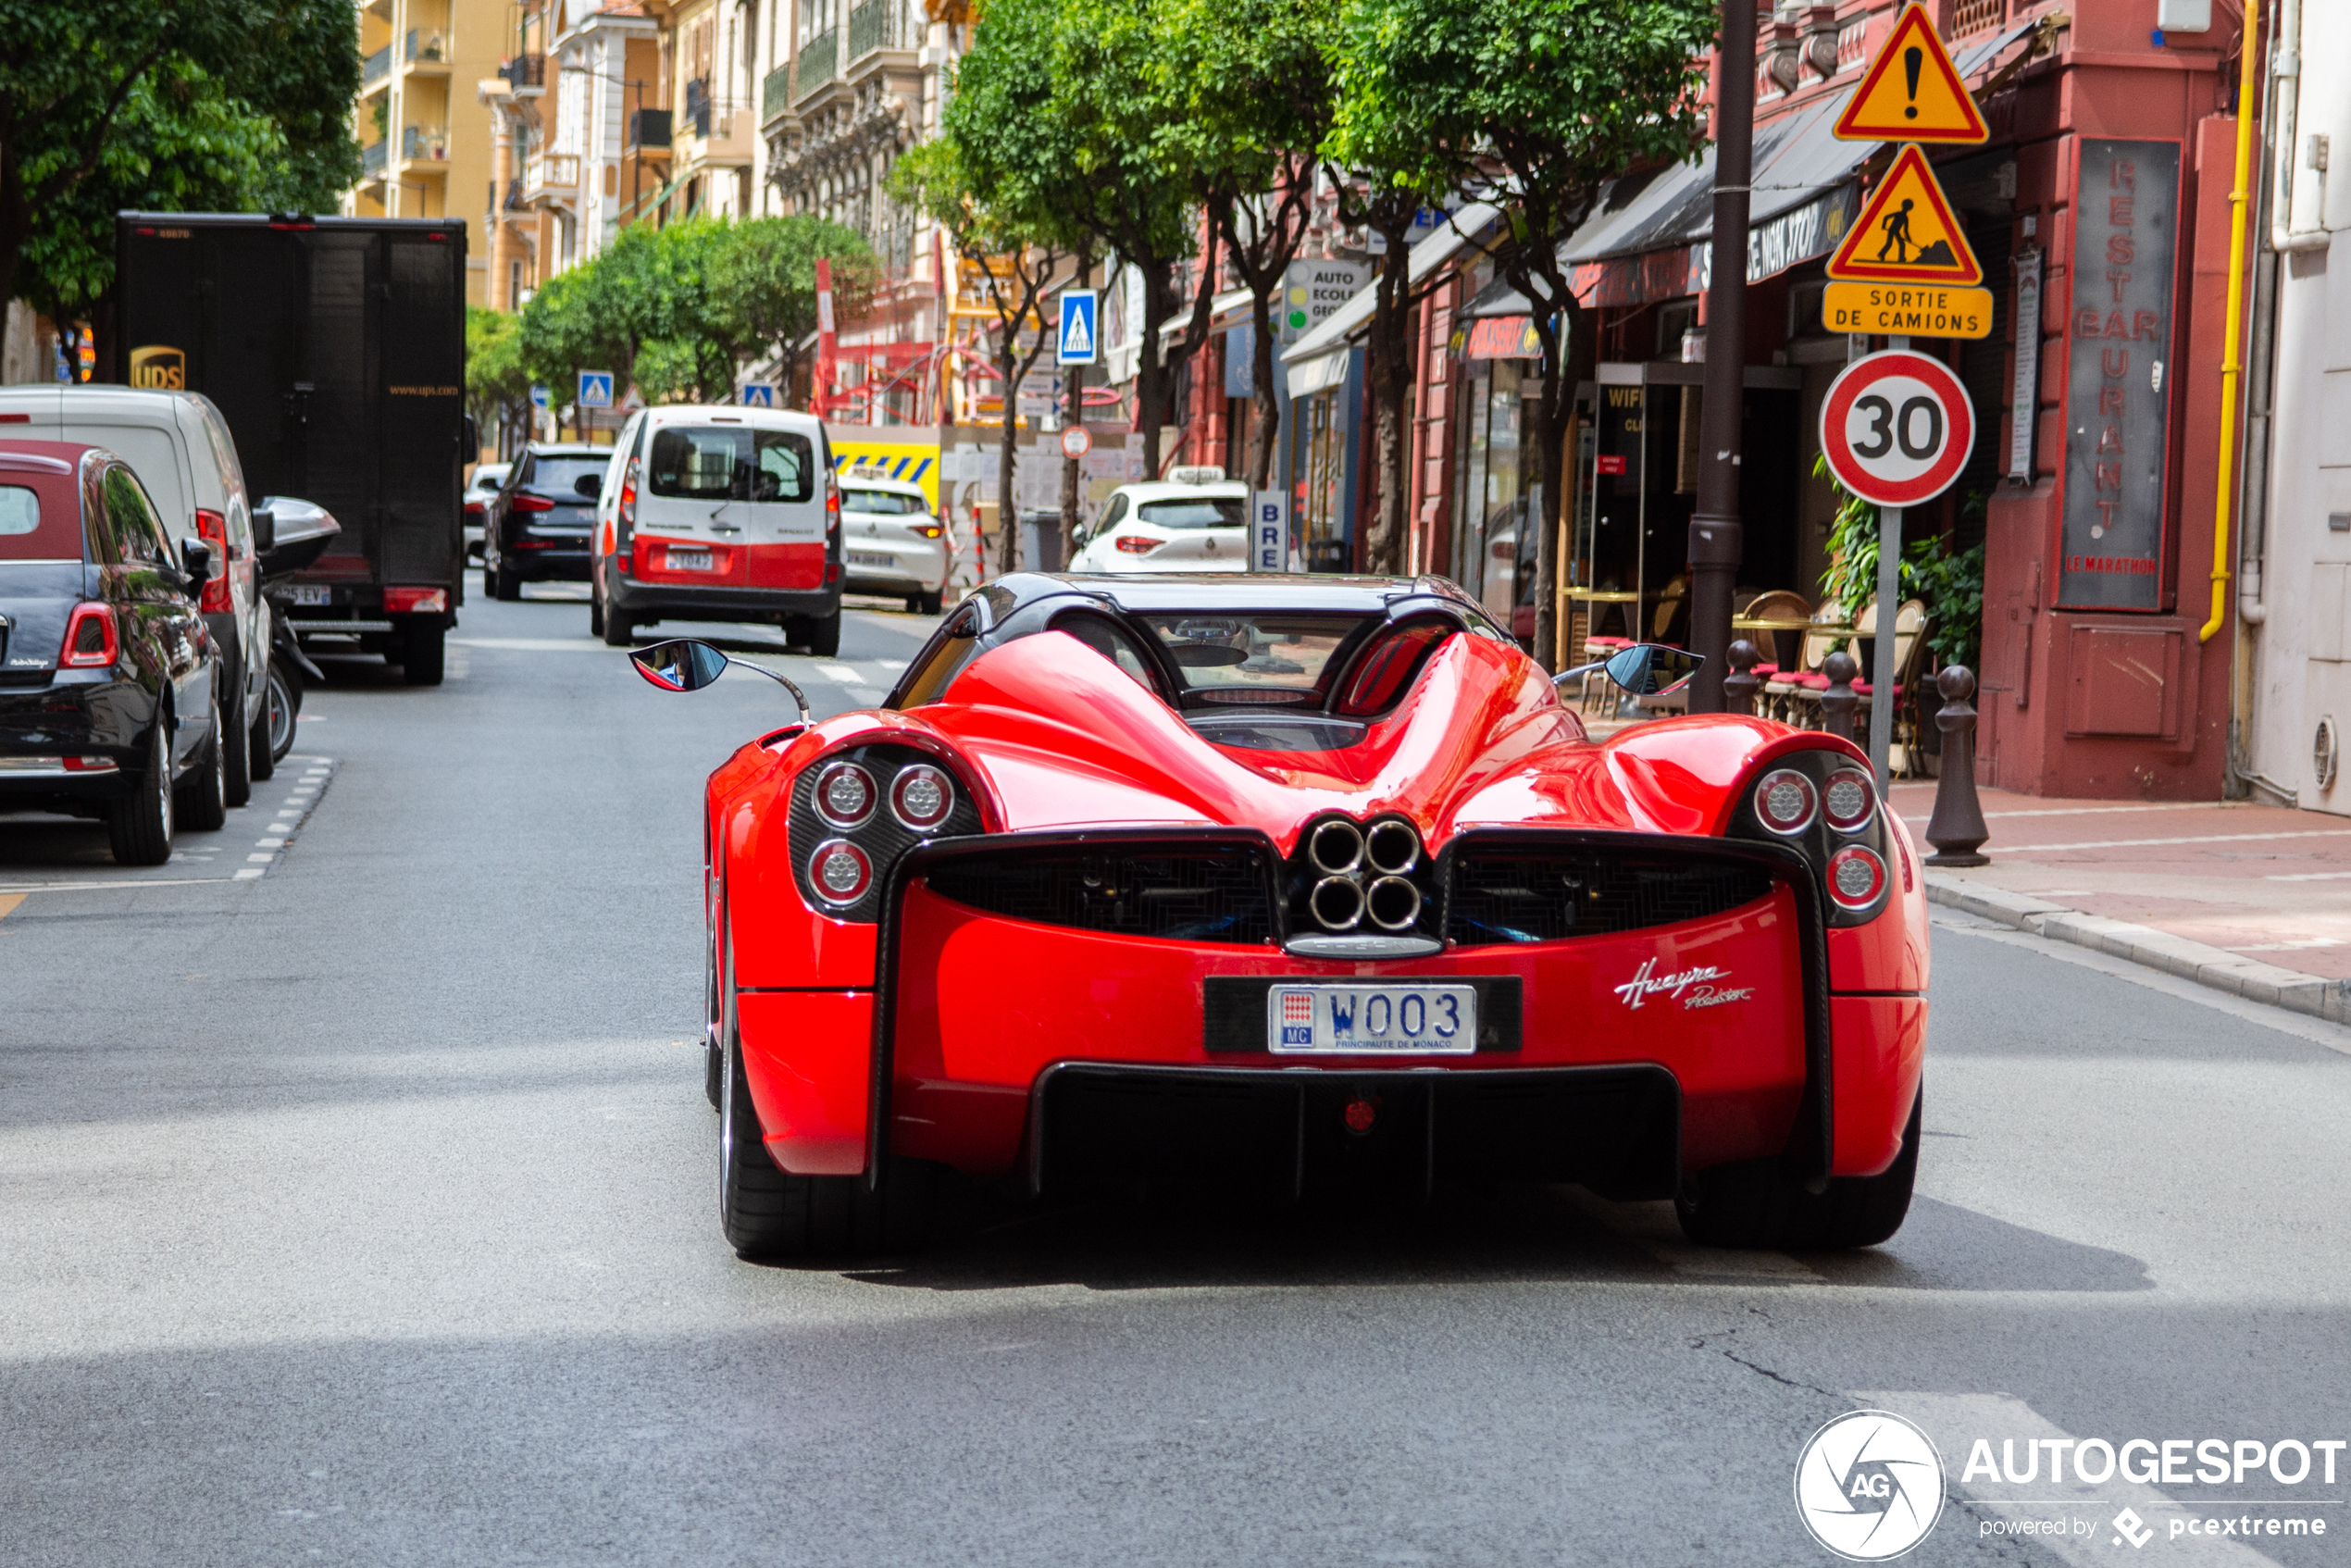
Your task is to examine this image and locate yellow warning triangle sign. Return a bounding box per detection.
[1825,144,1984,285]
[1832,3,1988,144]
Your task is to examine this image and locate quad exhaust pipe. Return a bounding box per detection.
[1365,875,1422,931]
[1310,875,1365,930]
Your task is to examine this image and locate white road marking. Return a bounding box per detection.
[232,869,264,880]
[1854,1393,2295,1566]
[244,853,275,864]
[2268,871,2351,882]
[1994,829,2351,855]
[448,637,610,652]
[255,839,286,849]
[811,661,872,685]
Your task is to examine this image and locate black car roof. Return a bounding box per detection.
[992,572,1484,617]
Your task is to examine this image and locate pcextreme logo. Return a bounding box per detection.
[1795,1411,1946,1561]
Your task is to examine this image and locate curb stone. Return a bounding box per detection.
[1923,872,2351,1025]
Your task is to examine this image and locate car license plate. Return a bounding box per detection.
[665,548,713,571]
[847,550,892,567]
[1265,984,1477,1055]
[284,584,331,605]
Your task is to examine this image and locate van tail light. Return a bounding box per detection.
[825,473,841,539]
[617,460,638,550]
[384,587,449,615]
[512,492,556,513]
[60,603,118,667]
[193,509,230,612]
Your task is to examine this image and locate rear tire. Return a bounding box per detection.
[1675,1089,1921,1251]
[797,608,841,657]
[106,724,174,866]
[717,943,930,1259]
[400,620,445,686]
[175,694,229,832]
[221,686,253,807]
[589,586,605,639]
[266,655,301,765]
[601,605,635,647]
[914,589,943,616]
[248,687,275,782]
[491,563,520,601]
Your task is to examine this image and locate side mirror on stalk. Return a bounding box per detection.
[1551,641,1705,696]
[630,639,730,691]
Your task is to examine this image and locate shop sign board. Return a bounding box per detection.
[1249,491,1288,572]
[1279,260,1370,344]
[2009,248,2043,481]
[1822,281,1993,340]
[1825,145,1982,286]
[1819,349,1975,507]
[1831,3,1989,144]
[2057,140,2181,611]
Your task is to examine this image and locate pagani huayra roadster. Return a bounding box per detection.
[631,574,1926,1258]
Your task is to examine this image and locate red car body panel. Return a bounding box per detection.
[702,579,1930,1197]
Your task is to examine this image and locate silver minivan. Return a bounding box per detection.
[0,385,273,800]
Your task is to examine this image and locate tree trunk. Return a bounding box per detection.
[1246,286,1280,493]
[1362,220,1414,576]
[997,343,1021,578]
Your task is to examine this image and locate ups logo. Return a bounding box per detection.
[130,345,185,391]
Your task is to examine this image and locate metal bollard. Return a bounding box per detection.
[1820,649,1860,742]
[1925,664,1991,865]
[1724,639,1762,716]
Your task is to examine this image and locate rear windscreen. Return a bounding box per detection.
[1137,497,1245,529]
[0,478,83,561]
[526,455,611,498]
[648,428,815,504]
[841,489,927,516]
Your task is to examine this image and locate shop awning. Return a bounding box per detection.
[1279,203,1499,367]
[1287,347,1351,399]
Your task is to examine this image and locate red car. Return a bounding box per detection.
[633,574,1927,1258]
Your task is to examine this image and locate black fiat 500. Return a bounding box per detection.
[0,441,228,865]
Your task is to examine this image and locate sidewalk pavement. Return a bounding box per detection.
[1887,780,2351,1023]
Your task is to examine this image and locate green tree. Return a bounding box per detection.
[707,214,878,411]
[1156,0,1335,492]
[465,305,532,456]
[1332,0,1713,666]
[889,136,1062,576]
[0,0,360,324]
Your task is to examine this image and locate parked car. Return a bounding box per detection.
[0,384,273,801]
[0,441,229,865]
[838,465,949,615]
[587,406,841,653]
[464,463,509,561]
[628,572,1925,1260]
[484,443,604,600]
[1065,478,1250,574]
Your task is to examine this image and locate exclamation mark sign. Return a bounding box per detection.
[1903,46,1922,118]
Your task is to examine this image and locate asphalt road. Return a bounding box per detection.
[4,579,2348,1567]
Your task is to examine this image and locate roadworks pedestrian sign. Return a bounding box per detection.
[1825,144,1983,286]
[1831,2,1988,144]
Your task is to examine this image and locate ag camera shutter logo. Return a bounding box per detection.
[1795,1410,1946,1561]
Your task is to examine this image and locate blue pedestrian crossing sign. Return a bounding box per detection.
[1057,290,1098,367]
[740,383,777,407]
[577,370,615,409]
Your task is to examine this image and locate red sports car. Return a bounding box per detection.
[633,573,1927,1258]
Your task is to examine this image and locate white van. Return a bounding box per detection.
[0,385,273,800]
[588,405,841,653]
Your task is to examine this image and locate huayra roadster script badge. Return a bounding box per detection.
[1613,957,1755,1011]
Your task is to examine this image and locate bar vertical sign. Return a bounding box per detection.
[1250,491,1287,572]
[2009,247,2041,482]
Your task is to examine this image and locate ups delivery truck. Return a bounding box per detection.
[114,213,469,684]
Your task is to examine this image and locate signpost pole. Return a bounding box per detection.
[1868,333,1911,791]
[1687,0,1757,714]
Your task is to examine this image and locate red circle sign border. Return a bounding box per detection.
[1818,349,1975,507]
[1060,424,1093,459]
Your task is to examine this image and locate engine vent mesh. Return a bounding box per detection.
[927,848,1275,945]
[1446,851,1775,945]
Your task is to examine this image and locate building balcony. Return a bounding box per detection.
[762,65,792,130]
[792,30,839,107]
[402,28,451,73]
[524,152,580,203]
[402,124,450,163]
[363,43,392,88]
[846,0,908,65]
[628,107,673,156]
[360,140,389,178]
[500,53,546,94]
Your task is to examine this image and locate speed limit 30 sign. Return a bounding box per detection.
[1820,349,1975,507]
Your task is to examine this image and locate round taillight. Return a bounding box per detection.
[1822,766,1876,832]
[1826,845,1887,910]
[891,763,953,831]
[809,839,872,905]
[815,761,877,828]
[1755,768,1818,836]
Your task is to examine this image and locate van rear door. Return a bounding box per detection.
[634,422,751,588]
[740,425,825,591]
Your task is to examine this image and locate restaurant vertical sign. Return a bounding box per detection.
[2059,139,2182,610]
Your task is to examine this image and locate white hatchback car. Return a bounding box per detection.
[1066,479,1250,574]
[837,467,950,615]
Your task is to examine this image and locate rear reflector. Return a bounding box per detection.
[383,587,448,614]
[61,755,118,772]
[0,413,26,423]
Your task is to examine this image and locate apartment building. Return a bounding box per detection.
[349,0,502,303]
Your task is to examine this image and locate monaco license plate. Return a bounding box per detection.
[1266,983,1477,1055]
[665,547,713,571]
[284,584,331,605]
[847,550,892,567]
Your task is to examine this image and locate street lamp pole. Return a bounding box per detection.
[1687,0,1757,713]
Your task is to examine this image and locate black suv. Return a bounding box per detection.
[483,442,608,599]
